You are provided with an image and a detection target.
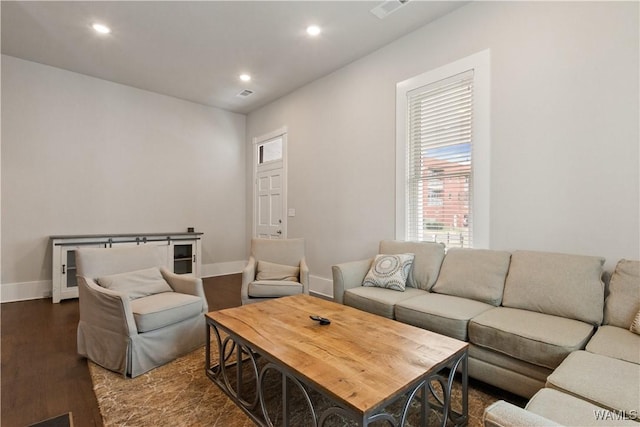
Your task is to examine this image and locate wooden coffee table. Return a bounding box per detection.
[205,294,468,426]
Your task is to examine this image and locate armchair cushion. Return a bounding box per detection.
[248,280,303,298]
[97,267,173,300]
[363,253,414,291]
[256,260,300,282]
[129,292,203,333]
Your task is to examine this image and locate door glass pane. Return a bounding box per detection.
[173,244,193,274]
[258,137,282,164]
[66,250,78,288]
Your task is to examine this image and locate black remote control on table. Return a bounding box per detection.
[310,315,331,325]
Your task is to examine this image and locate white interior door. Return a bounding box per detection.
[254,131,287,239]
[256,164,283,238]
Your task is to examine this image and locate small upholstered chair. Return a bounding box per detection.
[76,245,208,377]
[241,238,309,305]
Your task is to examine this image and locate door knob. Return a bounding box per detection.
[277,230,282,234]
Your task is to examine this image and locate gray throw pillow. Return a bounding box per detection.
[97,267,173,300]
[362,253,415,292]
[256,260,300,282]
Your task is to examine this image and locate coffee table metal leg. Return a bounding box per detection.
[206,323,261,416]
[282,372,289,427]
[460,351,469,426]
[258,362,321,427]
[424,349,469,427]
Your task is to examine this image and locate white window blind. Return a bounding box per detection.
[406,70,474,248]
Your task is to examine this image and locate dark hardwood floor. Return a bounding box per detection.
[0,274,242,427]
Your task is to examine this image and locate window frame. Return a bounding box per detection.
[395,50,491,248]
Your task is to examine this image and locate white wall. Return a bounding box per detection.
[246,1,639,292]
[1,55,247,297]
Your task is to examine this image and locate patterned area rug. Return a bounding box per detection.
[89,345,501,427]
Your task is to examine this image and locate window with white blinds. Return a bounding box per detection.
[396,50,490,249]
[406,71,474,248]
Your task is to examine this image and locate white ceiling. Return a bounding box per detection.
[1,1,466,114]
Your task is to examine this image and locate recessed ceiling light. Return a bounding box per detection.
[239,74,251,82]
[92,23,111,34]
[306,25,321,36]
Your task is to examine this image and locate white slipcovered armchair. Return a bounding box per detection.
[241,238,309,305]
[76,245,207,377]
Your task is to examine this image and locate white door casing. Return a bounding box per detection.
[253,129,287,239]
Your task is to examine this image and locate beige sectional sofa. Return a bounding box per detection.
[332,241,640,426]
[485,258,640,426]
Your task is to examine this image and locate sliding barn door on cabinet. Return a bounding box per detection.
[50,232,203,303]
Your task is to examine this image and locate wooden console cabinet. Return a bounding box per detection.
[50,232,203,303]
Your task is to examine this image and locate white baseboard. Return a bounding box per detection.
[1,280,52,303]
[201,260,246,278]
[309,275,334,299]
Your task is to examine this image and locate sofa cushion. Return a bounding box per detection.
[604,259,640,328]
[431,248,511,306]
[97,267,173,300]
[546,350,640,416]
[395,293,494,341]
[379,240,445,290]
[526,388,639,427]
[344,286,427,319]
[469,344,552,382]
[502,250,605,325]
[585,325,640,364]
[248,280,302,298]
[362,253,414,292]
[130,292,203,333]
[469,307,595,369]
[256,260,299,282]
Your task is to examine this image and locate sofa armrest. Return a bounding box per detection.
[78,276,138,336]
[331,258,373,304]
[483,401,564,427]
[300,257,310,294]
[160,267,208,312]
[241,256,258,303]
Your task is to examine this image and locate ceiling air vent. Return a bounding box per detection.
[371,0,410,19]
[237,89,254,98]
